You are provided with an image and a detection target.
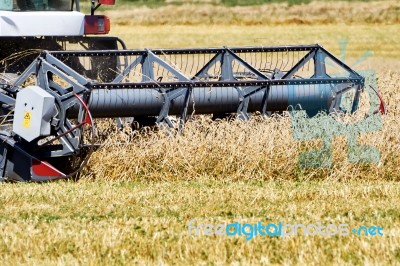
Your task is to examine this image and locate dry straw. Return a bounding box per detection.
[84,71,400,182]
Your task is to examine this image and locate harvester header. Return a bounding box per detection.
[0,0,383,181]
[0,44,372,181]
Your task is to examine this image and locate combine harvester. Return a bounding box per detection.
[0,0,382,181]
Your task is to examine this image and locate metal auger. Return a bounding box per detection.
[0,44,367,181]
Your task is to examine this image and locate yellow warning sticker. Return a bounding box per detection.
[23,112,31,128]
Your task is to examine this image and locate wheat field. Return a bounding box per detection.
[1,1,400,265]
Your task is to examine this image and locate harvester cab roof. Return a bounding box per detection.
[0,0,114,11]
[0,0,112,36]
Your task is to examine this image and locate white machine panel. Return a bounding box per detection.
[13,86,56,142]
[0,11,84,36]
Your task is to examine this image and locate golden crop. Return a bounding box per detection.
[1,1,400,264]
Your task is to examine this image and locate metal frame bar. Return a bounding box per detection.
[45,44,364,125]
